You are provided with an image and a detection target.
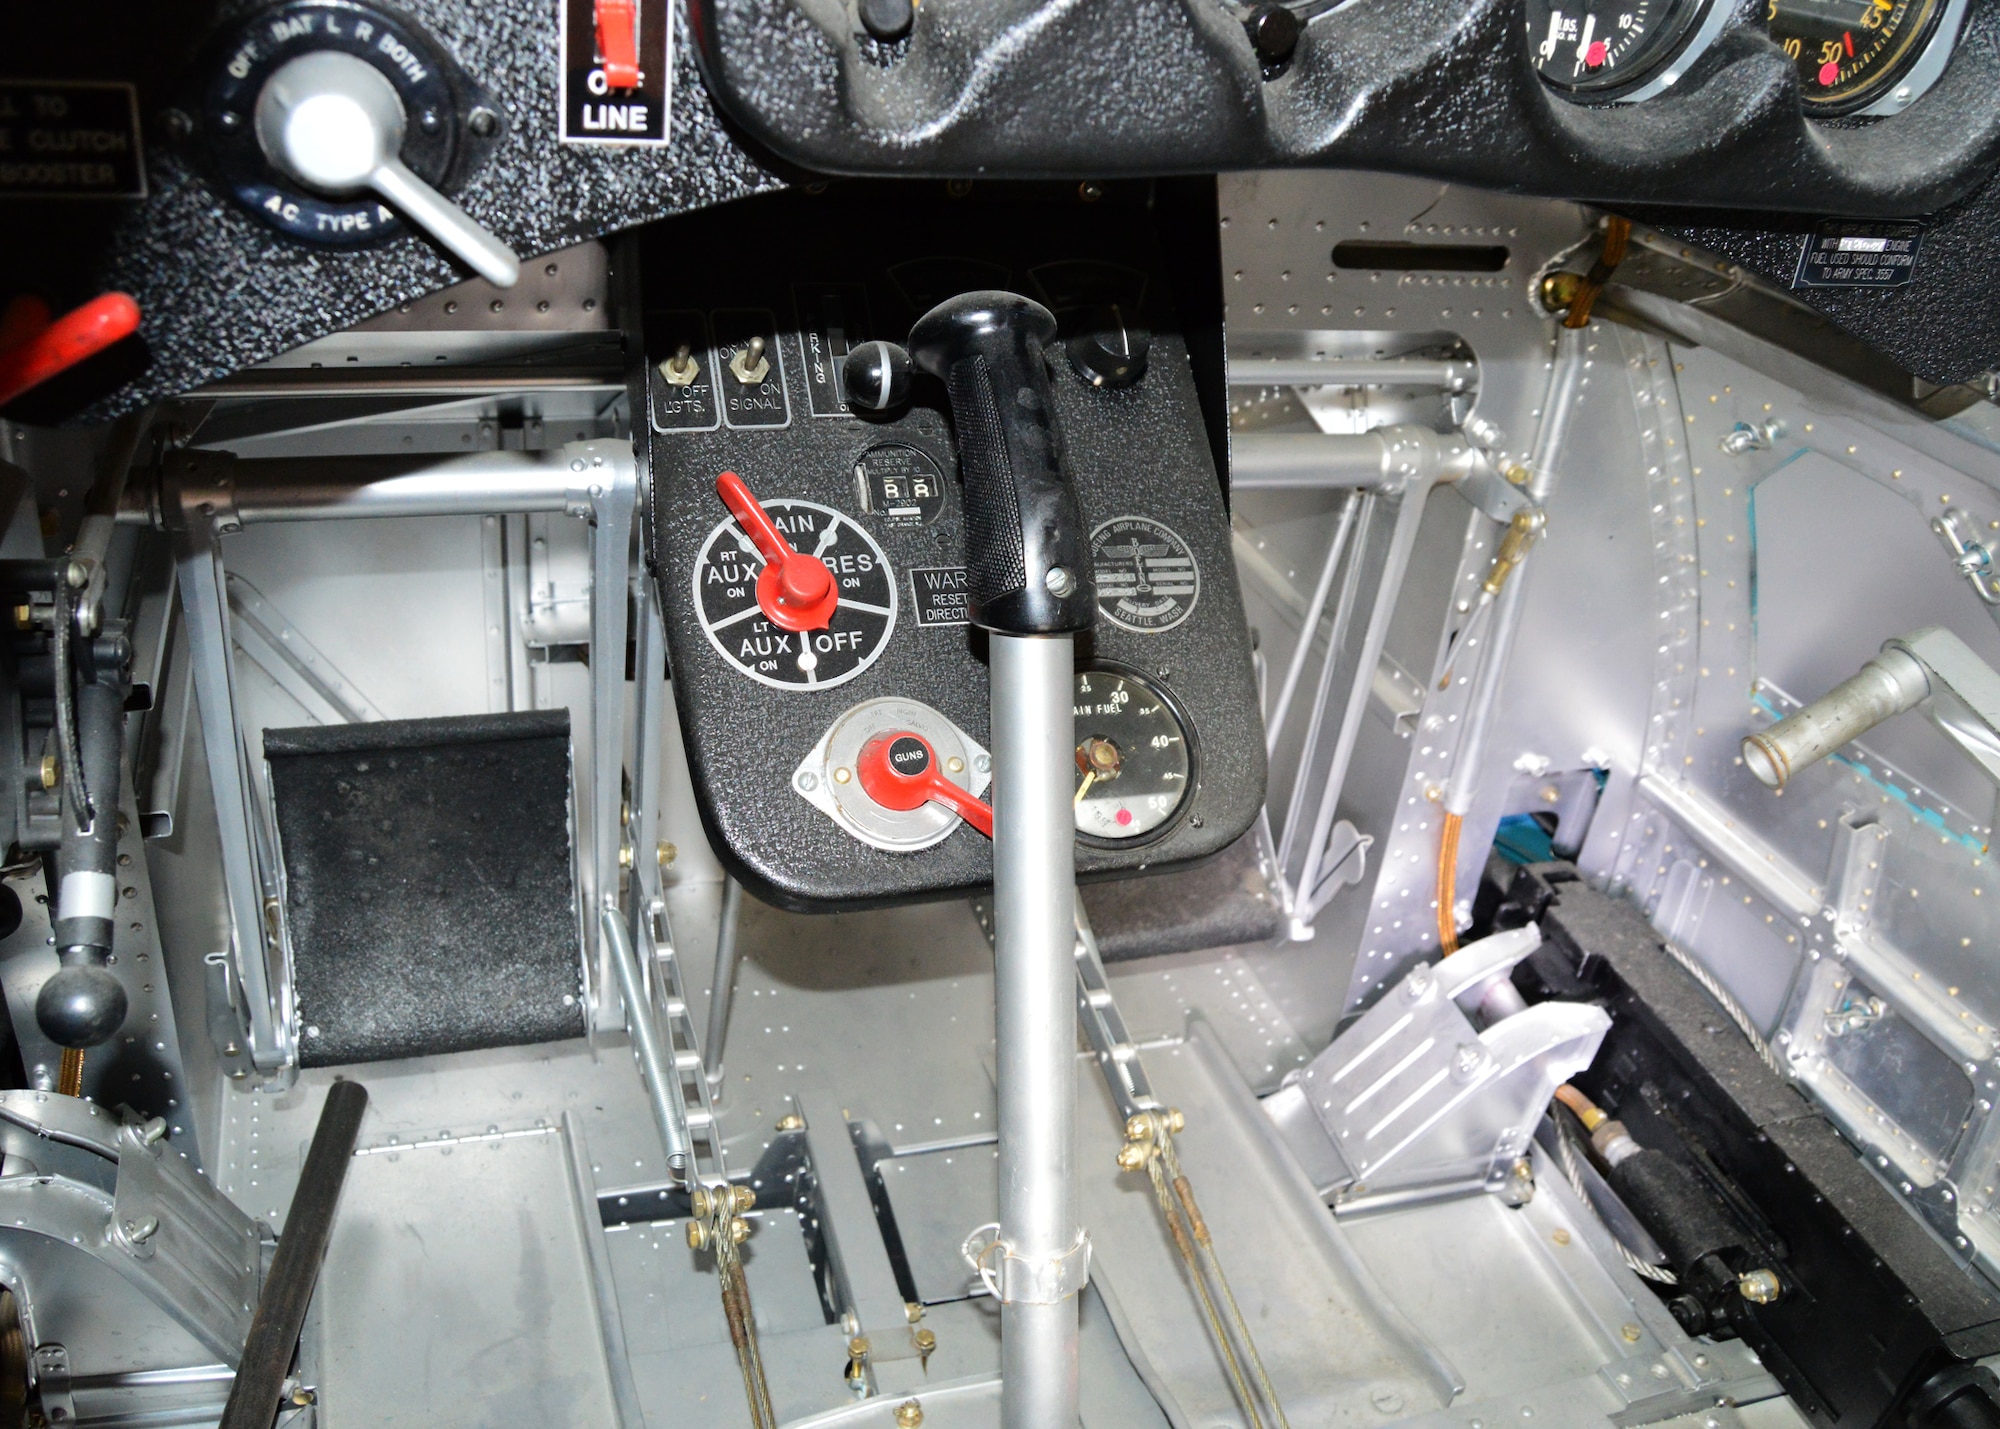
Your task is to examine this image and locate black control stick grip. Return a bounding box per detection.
[907,292,1094,636]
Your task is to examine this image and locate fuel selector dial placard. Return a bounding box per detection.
[1073,666,1194,846]
[694,494,897,690]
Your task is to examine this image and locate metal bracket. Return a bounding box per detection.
[1072,894,1159,1123]
[1264,927,1611,1209]
[32,1343,72,1425]
[0,1093,262,1365]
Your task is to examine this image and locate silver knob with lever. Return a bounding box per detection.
[254,51,520,288]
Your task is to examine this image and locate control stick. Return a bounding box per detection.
[254,51,520,288]
[905,291,1092,1429]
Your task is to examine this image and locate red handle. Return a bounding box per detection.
[0,293,140,409]
[594,0,641,88]
[857,732,994,839]
[716,470,795,563]
[715,471,838,633]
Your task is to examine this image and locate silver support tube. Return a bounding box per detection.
[1441,328,1588,820]
[581,443,638,1023]
[1291,487,1436,926]
[602,907,693,1175]
[137,450,591,527]
[1274,493,1373,895]
[704,879,744,1092]
[990,633,1082,1429]
[1264,492,1360,758]
[1229,357,1475,391]
[167,498,291,1076]
[1231,427,1484,490]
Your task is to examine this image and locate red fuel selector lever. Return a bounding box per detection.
[857,731,994,839]
[715,470,838,633]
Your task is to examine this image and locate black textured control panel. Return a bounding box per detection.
[642,186,1263,911]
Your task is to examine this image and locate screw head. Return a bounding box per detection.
[1045,566,1076,597]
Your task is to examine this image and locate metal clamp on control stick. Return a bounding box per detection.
[961,1223,1093,1304]
[900,291,1092,1429]
[1742,626,2000,791]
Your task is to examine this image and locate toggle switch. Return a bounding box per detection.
[714,470,837,632]
[594,0,642,89]
[729,335,772,386]
[254,50,520,287]
[857,732,994,838]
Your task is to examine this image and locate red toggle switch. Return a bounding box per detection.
[715,471,839,633]
[594,0,642,89]
[0,293,140,409]
[857,731,994,839]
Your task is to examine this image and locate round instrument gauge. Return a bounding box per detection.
[693,499,897,690]
[1072,666,1194,845]
[1526,0,1723,99]
[1767,0,1949,114]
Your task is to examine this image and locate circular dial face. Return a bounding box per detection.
[694,498,897,690]
[1767,0,1945,112]
[1091,517,1200,634]
[1072,668,1192,843]
[1525,0,1712,95]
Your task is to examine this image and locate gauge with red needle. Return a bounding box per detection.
[694,472,898,690]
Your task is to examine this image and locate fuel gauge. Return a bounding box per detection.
[1072,665,1194,846]
[1526,0,1730,101]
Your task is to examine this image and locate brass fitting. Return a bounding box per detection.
[1738,1268,1782,1305]
[1482,508,1546,598]
[895,1400,925,1427]
[686,1221,706,1250]
[730,1217,750,1244]
[775,1113,804,1132]
[733,1183,756,1213]
[1116,1142,1149,1173]
[1539,270,1584,314]
[39,755,56,791]
[658,840,677,868]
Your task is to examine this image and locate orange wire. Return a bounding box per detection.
[1553,1083,1604,1129]
[1437,812,1462,955]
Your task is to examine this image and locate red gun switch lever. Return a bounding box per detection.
[857,731,994,839]
[594,0,641,89]
[715,470,838,633]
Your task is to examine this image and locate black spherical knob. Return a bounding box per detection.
[1244,3,1300,70]
[37,960,127,1049]
[858,0,914,41]
[844,340,913,412]
[1065,308,1151,390]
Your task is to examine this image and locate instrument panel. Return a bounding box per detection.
[5,0,2000,424]
[1523,0,1966,109]
[643,185,1265,911]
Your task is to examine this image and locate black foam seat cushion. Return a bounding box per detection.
[265,710,585,1068]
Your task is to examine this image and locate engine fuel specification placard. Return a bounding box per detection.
[1793,220,1924,289]
[694,499,897,689]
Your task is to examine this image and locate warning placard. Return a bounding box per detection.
[0,82,146,199]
